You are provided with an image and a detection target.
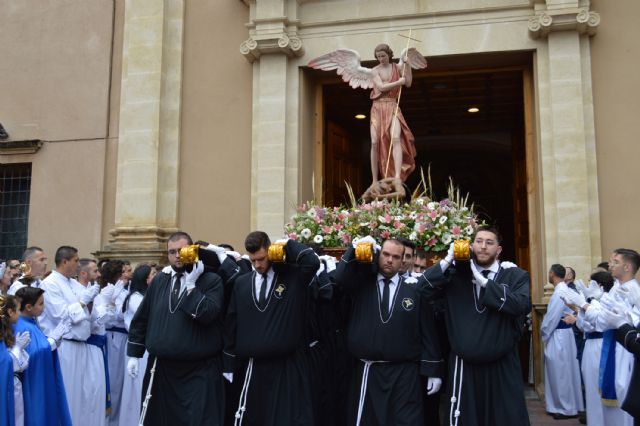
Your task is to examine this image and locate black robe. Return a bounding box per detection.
[223,240,320,425]
[419,262,531,426]
[127,270,225,426]
[334,247,443,425]
[615,323,640,421]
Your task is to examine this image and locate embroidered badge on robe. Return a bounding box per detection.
[274,283,286,299]
[402,298,415,311]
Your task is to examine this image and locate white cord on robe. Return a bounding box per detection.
[139,358,158,426]
[449,355,464,426]
[356,360,388,426]
[234,357,254,426]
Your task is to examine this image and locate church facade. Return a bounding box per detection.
[1,0,638,394]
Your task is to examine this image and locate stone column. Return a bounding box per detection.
[97,0,185,263]
[240,2,304,239]
[529,2,601,286]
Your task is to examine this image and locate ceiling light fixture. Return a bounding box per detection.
[355,114,366,119]
[467,107,479,113]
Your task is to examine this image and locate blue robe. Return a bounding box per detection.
[0,341,15,426]
[13,317,72,426]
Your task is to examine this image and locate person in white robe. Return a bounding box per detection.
[561,249,640,426]
[541,264,584,418]
[119,264,156,426]
[39,247,103,426]
[7,247,48,296]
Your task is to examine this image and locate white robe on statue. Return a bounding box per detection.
[582,279,640,426]
[577,312,604,425]
[541,282,584,416]
[40,271,106,426]
[118,292,148,426]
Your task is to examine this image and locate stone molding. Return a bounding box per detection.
[240,32,304,62]
[528,7,600,39]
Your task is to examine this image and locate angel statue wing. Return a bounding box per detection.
[399,47,428,70]
[308,49,374,90]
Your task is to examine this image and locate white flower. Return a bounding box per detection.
[359,222,369,227]
[442,234,452,245]
[465,225,474,235]
[394,215,403,221]
[409,211,418,219]
[409,232,417,241]
[460,207,469,212]
[307,208,316,217]
[427,202,437,210]
[301,228,312,239]
[439,216,448,225]
[415,198,425,205]
[313,235,323,244]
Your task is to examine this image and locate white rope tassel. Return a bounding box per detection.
[234,358,254,426]
[139,358,158,426]
[448,355,464,426]
[356,361,373,426]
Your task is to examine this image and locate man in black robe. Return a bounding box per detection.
[223,231,320,425]
[334,237,443,425]
[418,226,531,426]
[126,231,225,426]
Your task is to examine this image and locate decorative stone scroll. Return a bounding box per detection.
[240,32,304,62]
[528,7,600,39]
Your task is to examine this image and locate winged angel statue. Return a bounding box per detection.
[309,44,427,197]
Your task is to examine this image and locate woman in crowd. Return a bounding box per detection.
[13,287,71,426]
[118,264,156,426]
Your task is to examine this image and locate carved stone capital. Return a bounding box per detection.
[528,8,600,39]
[240,32,304,63]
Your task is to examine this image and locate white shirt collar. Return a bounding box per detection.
[377,273,400,286]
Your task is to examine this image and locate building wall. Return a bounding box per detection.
[590,0,640,261]
[0,0,114,260]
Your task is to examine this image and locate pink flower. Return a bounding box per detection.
[334,223,343,231]
[428,210,438,220]
[393,221,403,229]
[341,234,352,245]
[381,230,391,239]
[314,217,322,224]
[427,236,437,246]
[452,226,462,237]
[322,225,334,234]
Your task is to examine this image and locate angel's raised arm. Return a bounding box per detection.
[308,49,374,90]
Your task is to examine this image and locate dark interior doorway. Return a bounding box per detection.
[315,51,533,267]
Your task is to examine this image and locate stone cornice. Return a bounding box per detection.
[528,7,600,39]
[0,139,43,155]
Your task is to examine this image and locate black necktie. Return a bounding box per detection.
[481,270,491,279]
[381,278,391,319]
[259,273,268,308]
[171,273,183,306]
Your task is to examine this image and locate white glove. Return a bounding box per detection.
[14,331,31,351]
[47,308,72,349]
[315,261,325,277]
[469,261,488,288]
[112,280,126,301]
[440,243,455,273]
[274,238,289,245]
[223,372,233,383]
[184,260,204,291]
[204,244,228,264]
[127,357,139,378]
[559,287,587,309]
[619,282,640,308]
[353,236,380,251]
[79,283,100,305]
[426,377,442,395]
[500,261,517,269]
[319,255,337,273]
[579,279,603,301]
[226,251,241,261]
[599,304,632,330]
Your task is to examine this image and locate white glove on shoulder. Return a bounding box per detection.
[426,377,442,395]
[352,236,380,251]
[185,260,204,291]
[580,279,603,301]
[223,372,233,383]
[619,282,640,308]
[14,331,31,351]
[127,357,139,378]
[440,243,455,273]
[204,244,228,263]
[319,255,337,273]
[274,238,289,245]
[226,251,241,261]
[500,261,517,269]
[79,283,100,305]
[470,261,488,287]
[315,261,325,277]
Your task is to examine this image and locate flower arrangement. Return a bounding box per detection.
[285,180,479,251]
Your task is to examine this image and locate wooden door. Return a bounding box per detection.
[324,121,361,206]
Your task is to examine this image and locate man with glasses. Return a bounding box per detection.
[126,231,226,425]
